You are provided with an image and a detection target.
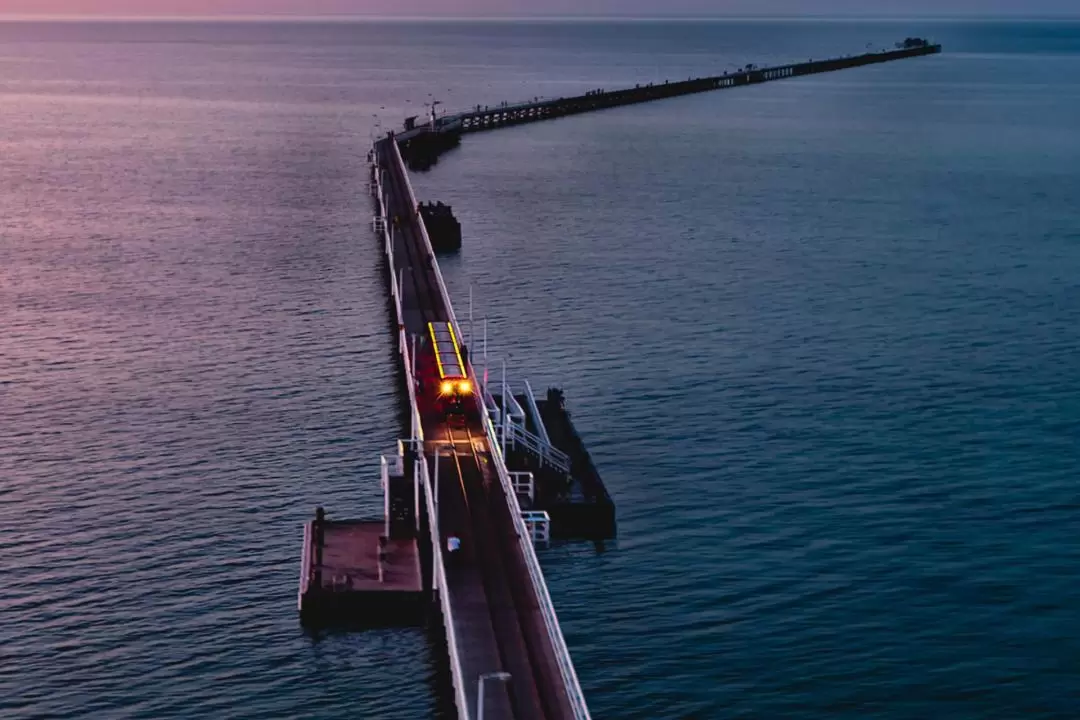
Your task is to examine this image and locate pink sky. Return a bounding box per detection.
[0,0,1076,16]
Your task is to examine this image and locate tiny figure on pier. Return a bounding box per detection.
[446,535,462,566]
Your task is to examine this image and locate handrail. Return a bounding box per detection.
[488,414,591,720]
[506,390,527,422]
[374,166,406,327]
[506,421,571,475]
[391,140,466,336]
[419,450,470,719]
[297,521,311,611]
[374,139,470,719]
[388,138,590,719]
[483,387,501,417]
[485,382,571,474]
[523,380,552,446]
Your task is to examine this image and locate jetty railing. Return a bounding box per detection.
[523,380,553,446]
[297,522,312,610]
[484,383,572,474]
[374,149,470,718]
[506,416,572,476]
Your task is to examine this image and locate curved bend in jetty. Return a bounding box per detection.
[296,35,942,719]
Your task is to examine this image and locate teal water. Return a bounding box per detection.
[2,18,1078,719]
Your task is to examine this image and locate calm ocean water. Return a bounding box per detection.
[2,18,1079,719]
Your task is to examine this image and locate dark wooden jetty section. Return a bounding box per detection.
[397,39,941,169]
[419,201,463,253]
[489,385,616,541]
[444,41,940,134]
[537,389,615,541]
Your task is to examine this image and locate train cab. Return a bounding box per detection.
[428,321,474,416]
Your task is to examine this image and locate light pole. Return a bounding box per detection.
[431,446,441,593]
[477,671,511,720]
[410,332,418,440]
[501,357,508,459]
[433,446,442,509]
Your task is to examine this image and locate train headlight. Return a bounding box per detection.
[458,381,473,395]
[439,380,454,395]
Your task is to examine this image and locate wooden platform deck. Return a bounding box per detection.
[315,520,421,593]
[298,519,423,627]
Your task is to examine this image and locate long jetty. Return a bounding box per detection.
[398,40,941,169]
[299,36,942,720]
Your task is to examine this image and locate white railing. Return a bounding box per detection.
[512,422,571,475]
[485,383,571,475]
[505,390,527,423]
[373,141,470,720]
[510,471,535,504]
[381,453,407,540]
[419,447,469,717]
[391,140,466,335]
[297,521,312,611]
[488,429,591,720]
[522,511,552,547]
[484,387,501,418]
[523,380,552,446]
[497,412,571,476]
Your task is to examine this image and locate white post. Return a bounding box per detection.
[468,285,474,351]
[413,444,420,535]
[433,451,440,509]
[431,451,439,594]
[410,333,418,439]
[411,333,418,385]
[383,460,390,540]
[501,358,508,458]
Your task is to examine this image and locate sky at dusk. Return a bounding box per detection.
[1,0,1078,18]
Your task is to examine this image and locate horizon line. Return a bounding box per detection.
[1,12,1078,22]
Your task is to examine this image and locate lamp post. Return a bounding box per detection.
[501,357,508,458]
[477,671,512,720]
[410,332,418,440]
